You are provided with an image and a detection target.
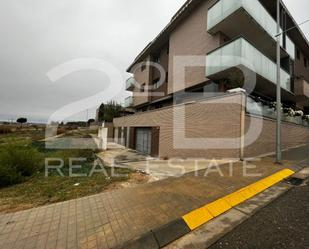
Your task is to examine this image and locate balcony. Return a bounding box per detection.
[124,96,134,108]
[207,0,295,60]
[247,96,309,127]
[206,37,292,98]
[126,77,135,91]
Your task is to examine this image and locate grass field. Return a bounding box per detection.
[0,166,133,213]
[0,127,145,213]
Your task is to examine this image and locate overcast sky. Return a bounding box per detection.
[0,0,308,123]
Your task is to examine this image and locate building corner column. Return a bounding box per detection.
[240,93,246,161]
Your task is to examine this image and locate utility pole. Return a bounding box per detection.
[276,0,282,163]
[275,2,309,163]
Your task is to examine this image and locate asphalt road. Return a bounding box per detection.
[209,180,309,249]
[281,144,309,167]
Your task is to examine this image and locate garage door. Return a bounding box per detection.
[135,128,152,155]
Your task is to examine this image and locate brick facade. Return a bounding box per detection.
[244,115,309,158]
[168,0,221,94]
[114,94,243,159]
[114,93,309,159]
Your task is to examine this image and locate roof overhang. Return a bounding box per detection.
[260,0,309,58]
[126,0,204,72]
[127,0,309,72]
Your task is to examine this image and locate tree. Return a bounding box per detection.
[98,101,123,122]
[87,119,95,126]
[16,118,27,127]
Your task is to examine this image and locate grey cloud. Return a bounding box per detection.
[0,0,307,123]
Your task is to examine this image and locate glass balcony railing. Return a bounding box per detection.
[126,77,136,91]
[246,96,309,127]
[207,0,295,59]
[206,38,291,92]
[285,35,295,60]
[124,96,133,108]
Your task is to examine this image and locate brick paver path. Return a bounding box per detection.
[0,158,300,249]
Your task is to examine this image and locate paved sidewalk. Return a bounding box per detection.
[0,147,307,249]
[97,144,235,180]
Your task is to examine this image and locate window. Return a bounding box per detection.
[165,72,168,83]
[141,64,146,71]
[152,78,160,89]
[153,55,160,63]
[140,83,146,92]
[296,48,300,60]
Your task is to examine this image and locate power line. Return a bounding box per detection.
[276,19,309,37]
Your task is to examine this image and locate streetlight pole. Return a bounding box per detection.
[276,0,282,163]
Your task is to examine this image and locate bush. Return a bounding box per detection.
[57,128,66,135]
[0,127,12,134]
[0,143,43,187]
[47,149,95,167]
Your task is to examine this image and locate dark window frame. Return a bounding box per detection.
[153,55,160,63]
[152,78,160,89]
[296,48,300,60]
[140,83,146,92]
[141,64,146,71]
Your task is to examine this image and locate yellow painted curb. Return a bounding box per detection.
[205,198,231,217]
[182,168,295,231]
[224,190,246,207]
[183,206,214,230]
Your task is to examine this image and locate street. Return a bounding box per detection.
[209,179,309,249]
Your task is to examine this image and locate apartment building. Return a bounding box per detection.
[115,0,309,159]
